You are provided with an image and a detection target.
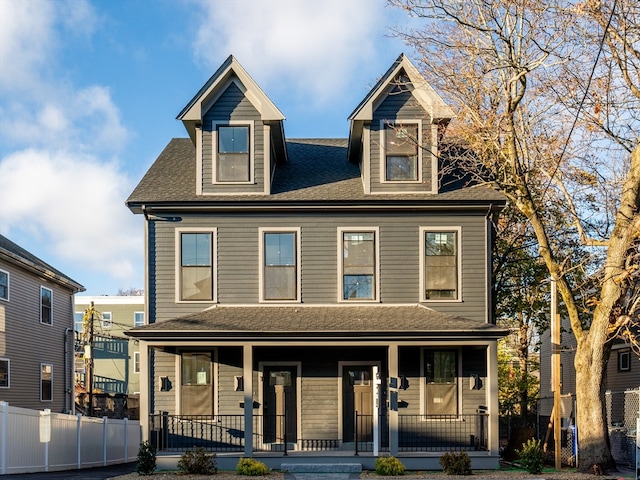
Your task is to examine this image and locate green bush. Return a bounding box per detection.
[375,456,406,476]
[516,438,544,474]
[135,440,156,475]
[439,450,472,475]
[177,446,217,475]
[236,457,270,476]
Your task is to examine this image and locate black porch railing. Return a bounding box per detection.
[149,412,488,453]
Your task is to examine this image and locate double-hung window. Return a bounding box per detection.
[421,228,460,301]
[41,363,53,402]
[0,358,9,388]
[217,125,250,182]
[181,351,214,415]
[101,312,113,329]
[383,122,420,182]
[74,312,84,333]
[424,349,458,415]
[178,230,215,302]
[40,286,52,325]
[339,228,378,301]
[0,269,8,301]
[261,229,300,301]
[133,352,140,374]
[134,311,145,328]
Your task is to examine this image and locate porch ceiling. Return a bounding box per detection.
[126,304,508,342]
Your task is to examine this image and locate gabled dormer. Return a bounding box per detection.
[348,54,454,194]
[177,55,287,196]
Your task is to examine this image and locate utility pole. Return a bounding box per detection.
[87,302,95,417]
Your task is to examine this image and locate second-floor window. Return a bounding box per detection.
[261,230,299,301]
[217,125,250,182]
[384,123,419,182]
[0,269,8,301]
[40,286,52,325]
[102,312,112,329]
[74,312,83,332]
[422,228,460,301]
[179,231,214,301]
[340,229,378,301]
[134,311,145,328]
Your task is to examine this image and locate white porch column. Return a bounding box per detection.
[243,344,253,457]
[140,341,150,441]
[487,341,499,457]
[388,343,399,456]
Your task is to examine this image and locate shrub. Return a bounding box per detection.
[375,456,406,476]
[236,457,270,476]
[177,446,217,475]
[439,450,472,475]
[516,438,544,474]
[135,440,156,475]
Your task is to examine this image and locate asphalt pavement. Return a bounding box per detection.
[1,462,136,480]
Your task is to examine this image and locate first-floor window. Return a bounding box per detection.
[0,358,9,388]
[40,286,52,325]
[423,229,459,300]
[133,352,140,374]
[41,363,53,401]
[179,231,214,301]
[341,230,377,300]
[0,269,8,301]
[181,352,213,415]
[262,230,298,301]
[425,350,457,415]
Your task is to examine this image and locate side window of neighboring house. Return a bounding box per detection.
[102,312,113,329]
[383,122,420,182]
[133,352,140,374]
[134,311,145,328]
[41,363,53,401]
[0,358,9,388]
[178,230,215,302]
[339,228,379,301]
[216,124,250,182]
[424,349,458,415]
[181,351,213,415]
[618,350,631,371]
[421,228,461,301]
[74,312,84,333]
[0,269,8,301]
[261,229,300,301]
[40,286,52,325]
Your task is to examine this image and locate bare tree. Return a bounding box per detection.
[389,0,640,472]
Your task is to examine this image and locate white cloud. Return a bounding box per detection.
[193,0,386,106]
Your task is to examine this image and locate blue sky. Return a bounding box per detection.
[0,0,415,296]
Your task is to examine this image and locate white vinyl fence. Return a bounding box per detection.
[0,402,141,475]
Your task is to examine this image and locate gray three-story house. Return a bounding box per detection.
[126,54,507,470]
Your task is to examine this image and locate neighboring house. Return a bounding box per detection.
[126,54,508,470]
[74,295,144,396]
[0,234,84,413]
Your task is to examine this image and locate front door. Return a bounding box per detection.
[263,366,297,444]
[343,366,373,442]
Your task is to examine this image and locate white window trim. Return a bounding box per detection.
[419,347,462,418]
[258,227,301,303]
[134,311,145,328]
[337,227,380,303]
[40,363,53,402]
[101,311,113,329]
[40,286,53,325]
[419,226,462,303]
[133,352,140,374]
[0,358,9,388]
[212,120,255,184]
[175,228,218,303]
[379,120,422,184]
[0,268,9,301]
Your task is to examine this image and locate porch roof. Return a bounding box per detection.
[126,304,508,342]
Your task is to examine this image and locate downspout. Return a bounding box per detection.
[64,328,71,414]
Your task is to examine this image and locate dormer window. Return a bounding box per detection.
[217,125,250,182]
[383,122,421,182]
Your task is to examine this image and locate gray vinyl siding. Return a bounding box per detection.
[217,347,244,414]
[153,350,175,413]
[0,259,75,412]
[300,358,339,441]
[149,211,488,323]
[370,90,435,193]
[201,82,265,195]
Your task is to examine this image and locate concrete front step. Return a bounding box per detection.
[281,462,362,480]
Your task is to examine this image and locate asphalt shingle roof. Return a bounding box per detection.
[128,304,508,341]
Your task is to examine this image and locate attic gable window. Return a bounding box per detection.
[384,123,419,182]
[217,125,250,182]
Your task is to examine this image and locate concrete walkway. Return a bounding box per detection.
[1,462,136,480]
